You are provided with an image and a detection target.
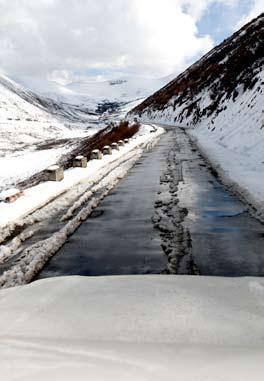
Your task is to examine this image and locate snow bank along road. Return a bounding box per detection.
[37,126,264,280]
[0,125,163,288]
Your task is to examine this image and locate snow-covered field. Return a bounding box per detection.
[0,146,68,192]
[0,275,264,380]
[0,123,98,193]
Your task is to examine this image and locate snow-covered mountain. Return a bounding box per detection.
[130,13,264,149]
[129,13,264,214]
[67,76,168,103]
[0,73,100,134]
[0,74,70,153]
[18,75,169,115]
[0,73,101,150]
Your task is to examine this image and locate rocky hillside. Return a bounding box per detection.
[129,13,263,134]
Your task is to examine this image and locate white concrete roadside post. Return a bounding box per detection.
[111,142,119,151]
[90,149,103,160]
[102,146,112,155]
[118,140,125,147]
[44,165,64,182]
[73,155,87,168]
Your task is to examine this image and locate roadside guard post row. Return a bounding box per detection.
[0,139,131,203]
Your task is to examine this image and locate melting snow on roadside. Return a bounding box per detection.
[0,125,164,288]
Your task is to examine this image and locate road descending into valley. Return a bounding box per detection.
[37,127,264,279]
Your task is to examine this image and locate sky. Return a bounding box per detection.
[0,0,262,85]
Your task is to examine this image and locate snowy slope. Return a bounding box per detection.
[0,74,71,153]
[0,73,96,156]
[0,73,101,126]
[130,14,263,130]
[0,275,264,380]
[130,13,264,215]
[67,76,168,103]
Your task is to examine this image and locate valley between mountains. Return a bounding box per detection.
[0,13,264,287]
[0,7,264,380]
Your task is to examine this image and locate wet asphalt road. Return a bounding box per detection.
[177,130,264,276]
[38,127,264,279]
[37,134,170,278]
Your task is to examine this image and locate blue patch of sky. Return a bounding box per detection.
[197,0,254,45]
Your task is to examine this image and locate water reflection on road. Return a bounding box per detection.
[38,128,264,279]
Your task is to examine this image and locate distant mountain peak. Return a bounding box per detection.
[108,79,127,86]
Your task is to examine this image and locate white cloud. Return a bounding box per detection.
[0,0,248,81]
[236,0,264,27]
